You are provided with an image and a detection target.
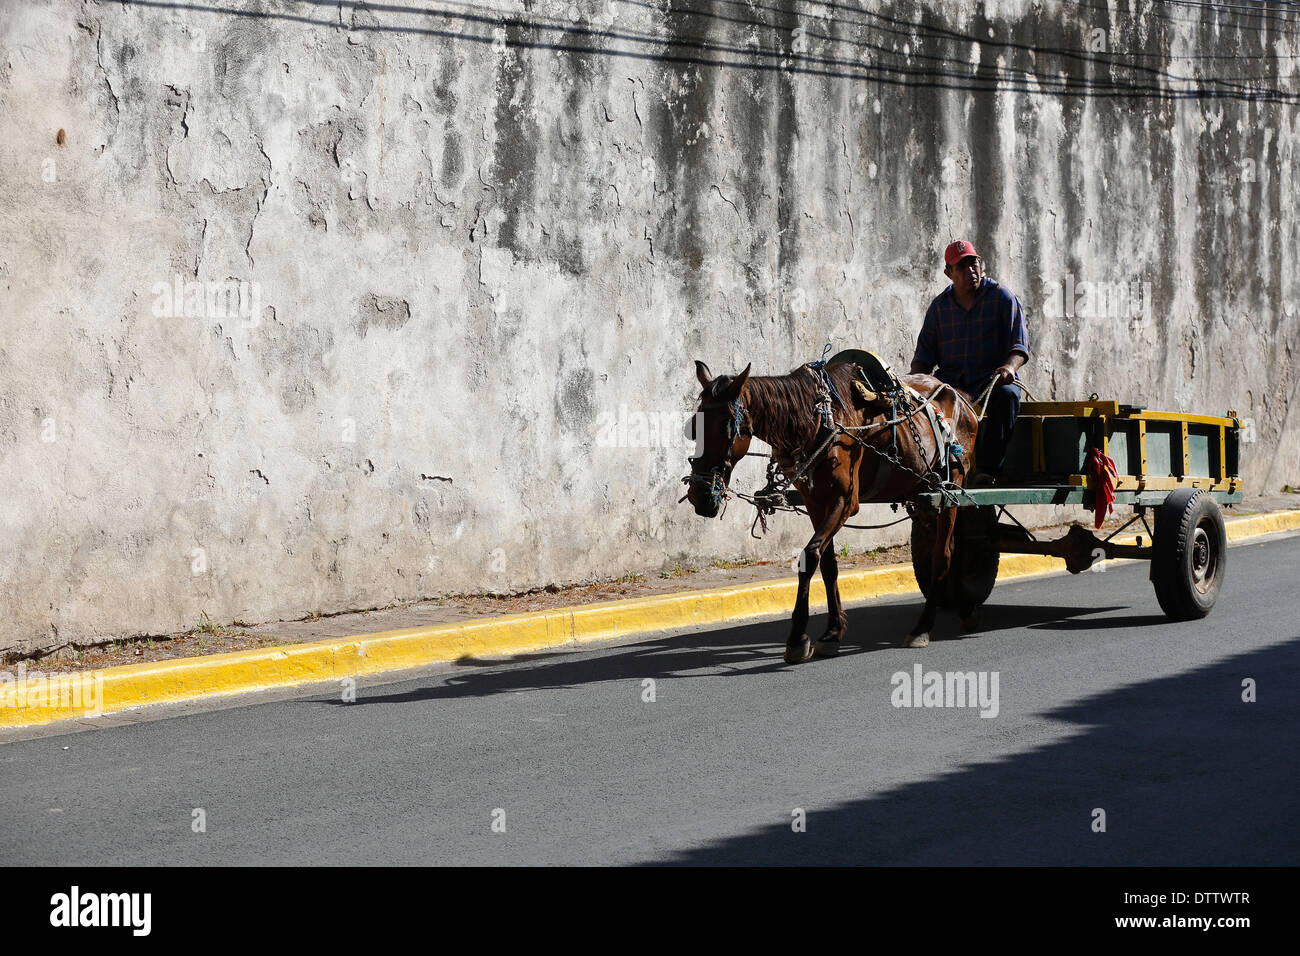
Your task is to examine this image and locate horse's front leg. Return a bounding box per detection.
[786,495,853,664]
[903,503,958,649]
[813,444,862,658]
[812,535,846,657]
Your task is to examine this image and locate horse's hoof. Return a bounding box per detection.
[960,610,981,631]
[901,632,930,649]
[784,638,813,664]
[813,638,840,658]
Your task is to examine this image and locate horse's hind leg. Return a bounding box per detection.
[813,534,846,657]
[905,598,939,649]
[785,533,821,664]
[903,504,958,648]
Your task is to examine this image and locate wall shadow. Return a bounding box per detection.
[646,636,1300,865]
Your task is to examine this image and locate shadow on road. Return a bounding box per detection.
[1032,613,1170,631]
[321,601,1127,706]
[646,636,1300,865]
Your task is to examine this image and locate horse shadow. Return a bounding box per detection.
[317,600,1126,707]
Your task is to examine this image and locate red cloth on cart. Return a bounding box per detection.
[1086,447,1118,529]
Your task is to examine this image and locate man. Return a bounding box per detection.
[910,239,1029,481]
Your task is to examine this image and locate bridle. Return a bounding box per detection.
[681,396,753,513]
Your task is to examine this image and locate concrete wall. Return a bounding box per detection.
[1,0,1297,653]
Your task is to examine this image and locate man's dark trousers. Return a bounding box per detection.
[975,383,1020,475]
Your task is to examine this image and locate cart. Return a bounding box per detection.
[804,399,1243,620]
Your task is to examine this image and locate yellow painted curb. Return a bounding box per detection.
[3,507,1297,729]
[1222,509,1300,541]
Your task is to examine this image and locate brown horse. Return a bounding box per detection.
[685,359,979,662]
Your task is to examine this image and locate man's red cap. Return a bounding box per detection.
[944,239,979,266]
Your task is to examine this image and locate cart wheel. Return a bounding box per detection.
[956,506,1000,616]
[911,507,1000,612]
[1151,488,1226,620]
[910,510,942,604]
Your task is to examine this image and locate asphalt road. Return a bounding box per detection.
[3,534,1298,865]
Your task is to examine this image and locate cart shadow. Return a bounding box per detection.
[933,602,1131,639]
[1028,613,1169,631]
[320,602,1124,706]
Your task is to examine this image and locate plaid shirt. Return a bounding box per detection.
[912,277,1030,392]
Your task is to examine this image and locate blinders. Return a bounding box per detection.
[683,396,753,514]
[705,397,751,468]
[724,399,745,443]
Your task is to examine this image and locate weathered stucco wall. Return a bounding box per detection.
[1,0,1297,652]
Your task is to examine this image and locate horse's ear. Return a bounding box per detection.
[721,363,751,399]
[695,360,713,388]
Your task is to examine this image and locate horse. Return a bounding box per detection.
[684,358,979,662]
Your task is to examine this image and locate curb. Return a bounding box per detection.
[3,508,1298,730]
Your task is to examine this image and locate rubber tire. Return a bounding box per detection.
[956,507,1001,614]
[911,507,1000,611]
[1151,488,1227,621]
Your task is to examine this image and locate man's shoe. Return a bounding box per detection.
[969,471,999,488]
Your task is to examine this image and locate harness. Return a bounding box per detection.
[742,350,974,536]
[805,344,849,432]
[681,348,979,536]
[906,383,958,472]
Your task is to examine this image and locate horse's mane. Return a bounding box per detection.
[740,364,863,452]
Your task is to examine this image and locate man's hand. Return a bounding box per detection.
[992,364,1016,386]
[992,352,1027,386]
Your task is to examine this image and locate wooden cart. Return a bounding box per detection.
[899,401,1240,620]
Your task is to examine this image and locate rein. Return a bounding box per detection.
[973,376,1038,421]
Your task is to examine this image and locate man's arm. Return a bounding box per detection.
[992,293,1030,385]
[910,300,940,375]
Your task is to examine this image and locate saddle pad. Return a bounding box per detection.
[828,348,900,396]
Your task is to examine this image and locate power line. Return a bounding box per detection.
[112,0,1300,101]
[630,0,1300,86]
[1062,0,1300,32]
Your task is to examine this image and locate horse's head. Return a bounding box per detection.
[683,360,752,518]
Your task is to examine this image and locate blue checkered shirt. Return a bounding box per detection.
[912,277,1030,392]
